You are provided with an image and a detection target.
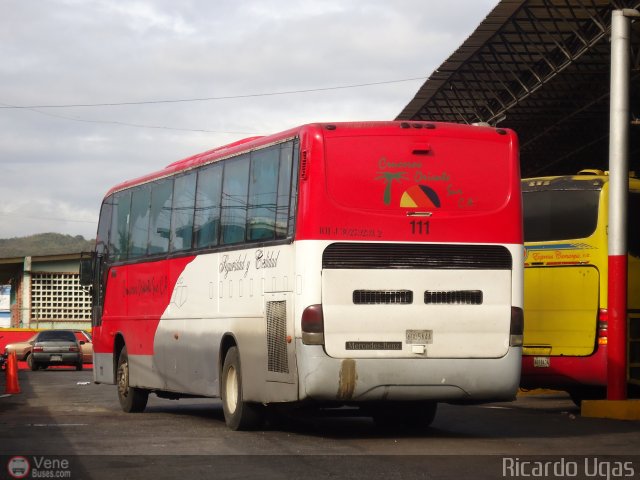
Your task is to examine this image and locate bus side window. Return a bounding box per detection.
[149,178,173,255]
[96,196,113,257]
[128,185,151,259]
[248,145,279,241]
[109,190,132,262]
[194,162,223,249]
[221,154,250,245]
[170,172,197,252]
[276,141,294,239]
[288,140,299,238]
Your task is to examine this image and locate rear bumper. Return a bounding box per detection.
[32,352,82,365]
[520,345,607,390]
[296,340,522,403]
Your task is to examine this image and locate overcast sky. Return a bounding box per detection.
[0,0,497,240]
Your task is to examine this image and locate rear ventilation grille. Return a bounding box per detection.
[323,243,512,270]
[266,301,289,374]
[353,290,413,305]
[424,290,483,305]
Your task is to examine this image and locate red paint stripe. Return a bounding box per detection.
[95,255,195,356]
[607,254,628,400]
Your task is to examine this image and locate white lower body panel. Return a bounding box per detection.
[296,341,521,403]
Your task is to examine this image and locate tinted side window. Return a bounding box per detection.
[248,146,279,241]
[194,162,223,249]
[276,142,294,239]
[109,190,132,261]
[128,185,151,258]
[288,140,299,238]
[221,154,250,244]
[522,189,601,242]
[171,172,197,252]
[149,179,173,255]
[96,196,113,256]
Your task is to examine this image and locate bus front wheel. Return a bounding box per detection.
[117,346,149,413]
[221,346,264,430]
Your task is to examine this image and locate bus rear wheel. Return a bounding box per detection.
[117,346,149,413]
[221,346,264,431]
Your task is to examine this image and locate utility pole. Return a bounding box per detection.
[607,8,639,400]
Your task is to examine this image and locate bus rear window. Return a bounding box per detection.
[324,135,512,214]
[523,189,600,242]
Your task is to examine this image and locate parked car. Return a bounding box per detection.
[4,333,37,361]
[0,336,6,371]
[4,330,93,369]
[29,330,85,371]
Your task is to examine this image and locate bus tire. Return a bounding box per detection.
[117,346,149,413]
[221,346,264,431]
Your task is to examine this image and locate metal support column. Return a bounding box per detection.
[607,9,639,400]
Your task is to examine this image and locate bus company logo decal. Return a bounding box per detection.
[170,277,188,308]
[7,456,30,479]
[400,184,441,208]
[220,253,250,279]
[219,250,280,279]
[374,157,473,208]
[255,250,280,270]
[524,243,596,264]
[123,274,169,298]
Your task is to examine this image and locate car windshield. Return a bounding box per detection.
[36,331,76,342]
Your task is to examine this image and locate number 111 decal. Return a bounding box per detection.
[409,220,430,235]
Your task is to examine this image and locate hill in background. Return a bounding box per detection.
[0,233,94,258]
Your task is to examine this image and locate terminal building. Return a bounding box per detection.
[0,254,91,330]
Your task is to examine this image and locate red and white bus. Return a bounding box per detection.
[83,121,524,430]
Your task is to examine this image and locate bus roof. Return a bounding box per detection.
[104,121,515,199]
[522,171,640,193]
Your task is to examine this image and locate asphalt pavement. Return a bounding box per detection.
[1,367,639,479]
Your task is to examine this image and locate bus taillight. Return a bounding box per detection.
[510,307,524,347]
[597,308,608,345]
[301,304,324,345]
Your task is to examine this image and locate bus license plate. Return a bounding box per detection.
[50,355,63,362]
[533,356,550,368]
[406,330,433,344]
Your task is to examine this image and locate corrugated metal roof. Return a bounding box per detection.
[397,0,640,176]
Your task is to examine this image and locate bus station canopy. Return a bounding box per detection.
[397,0,640,177]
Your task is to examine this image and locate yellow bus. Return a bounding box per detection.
[521,170,640,403]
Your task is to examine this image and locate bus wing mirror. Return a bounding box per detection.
[79,252,95,286]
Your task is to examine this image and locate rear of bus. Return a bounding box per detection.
[292,122,523,408]
[521,172,640,400]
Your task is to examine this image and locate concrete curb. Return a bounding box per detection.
[582,400,640,420]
